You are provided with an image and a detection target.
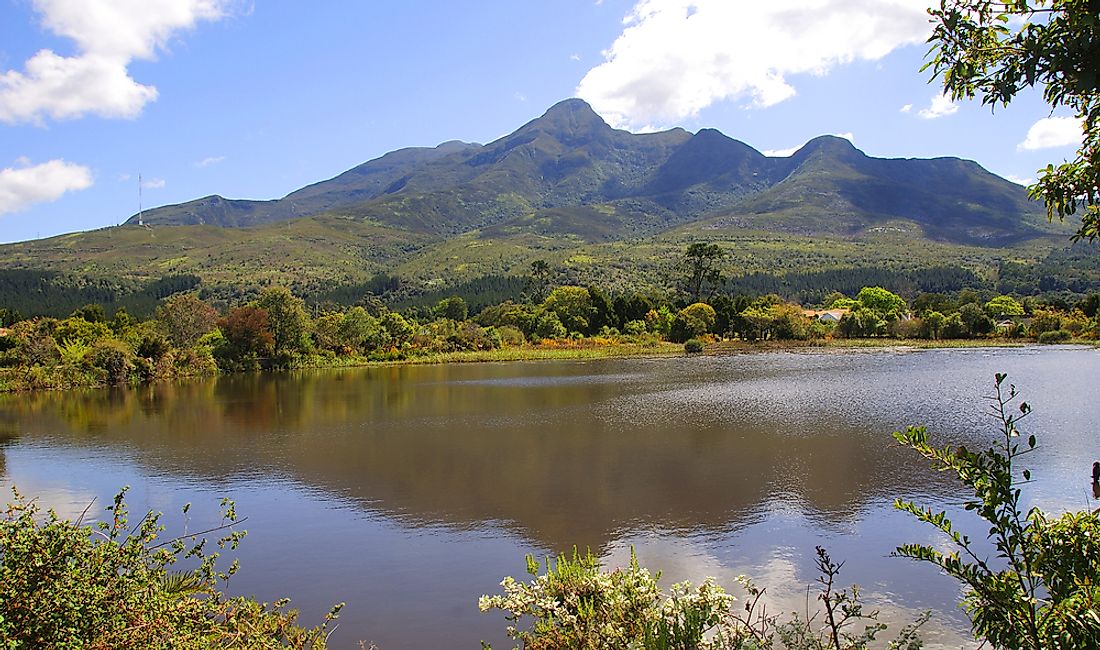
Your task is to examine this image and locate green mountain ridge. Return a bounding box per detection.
[2,98,1088,306]
[127,99,1048,247]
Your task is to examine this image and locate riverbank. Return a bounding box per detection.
[705,337,1036,354]
[2,336,1090,393]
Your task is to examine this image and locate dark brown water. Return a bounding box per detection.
[2,346,1099,648]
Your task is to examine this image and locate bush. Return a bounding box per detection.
[1037,329,1072,344]
[669,303,717,343]
[0,488,342,648]
[480,549,731,650]
[894,374,1100,648]
[496,325,526,347]
[481,547,925,650]
[87,339,136,385]
[533,312,567,341]
[684,338,705,354]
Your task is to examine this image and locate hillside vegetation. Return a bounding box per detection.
[0,99,1090,305]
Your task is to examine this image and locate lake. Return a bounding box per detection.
[2,346,1099,648]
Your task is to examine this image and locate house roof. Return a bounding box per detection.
[801,309,849,320]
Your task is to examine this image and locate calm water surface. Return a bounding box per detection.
[2,346,1099,648]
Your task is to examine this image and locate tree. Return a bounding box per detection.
[669,302,717,342]
[836,306,887,338]
[925,0,1100,242]
[681,243,725,301]
[542,286,596,335]
[912,292,954,316]
[0,307,22,327]
[380,311,414,348]
[339,306,384,353]
[612,292,654,328]
[959,301,996,336]
[855,286,906,320]
[255,286,312,359]
[527,260,552,302]
[586,286,614,333]
[435,296,468,321]
[71,304,106,323]
[1077,292,1100,317]
[533,312,567,340]
[217,306,274,370]
[477,301,539,336]
[921,310,947,339]
[156,293,219,348]
[985,295,1025,317]
[109,307,134,335]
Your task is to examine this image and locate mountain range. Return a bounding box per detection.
[132,98,1047,247]
[0,98,1081,305]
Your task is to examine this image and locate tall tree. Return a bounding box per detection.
[255,286,312,358]
[681,243,725,302]
[925,0,1100,242]
[526,260,552,303]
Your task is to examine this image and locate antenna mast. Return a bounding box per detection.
[138,173,144,227]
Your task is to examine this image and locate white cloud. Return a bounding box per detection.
[763,132,854,157]
[576,0,933,129]
[762,145,800,158]
[195,155,225,167]
[916,93,958,119]
[0,158,93,215]
[0,0,232,124]
[141,177,166,189]
[899,103,912,113]
[1004,174,1034,186]
[117,172,131,181]
[1017,116,1082,151]
[570,53,582,61]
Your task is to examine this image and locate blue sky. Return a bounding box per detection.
[0,0,1085,244]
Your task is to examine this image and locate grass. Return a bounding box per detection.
[705,337,1033,354]
[296,341,684,370]
[398,341,683,365]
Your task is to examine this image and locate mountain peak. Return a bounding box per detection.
[517,98,612,144]
[799,135,859,152]
[790,135,865,164]
[543,97,599,118]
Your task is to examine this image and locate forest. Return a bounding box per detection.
[1,247,1097,392]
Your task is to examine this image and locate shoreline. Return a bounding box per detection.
[3,336,1091,394]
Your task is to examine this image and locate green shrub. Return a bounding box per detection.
[87,339,136,385]
[684,338,705,354]
[894,374,1100,648]
[0,487,342,648]
[669,303,717,343]
[533,312,567,341]
[1037,329,1072,344]
[496,325,526,346]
